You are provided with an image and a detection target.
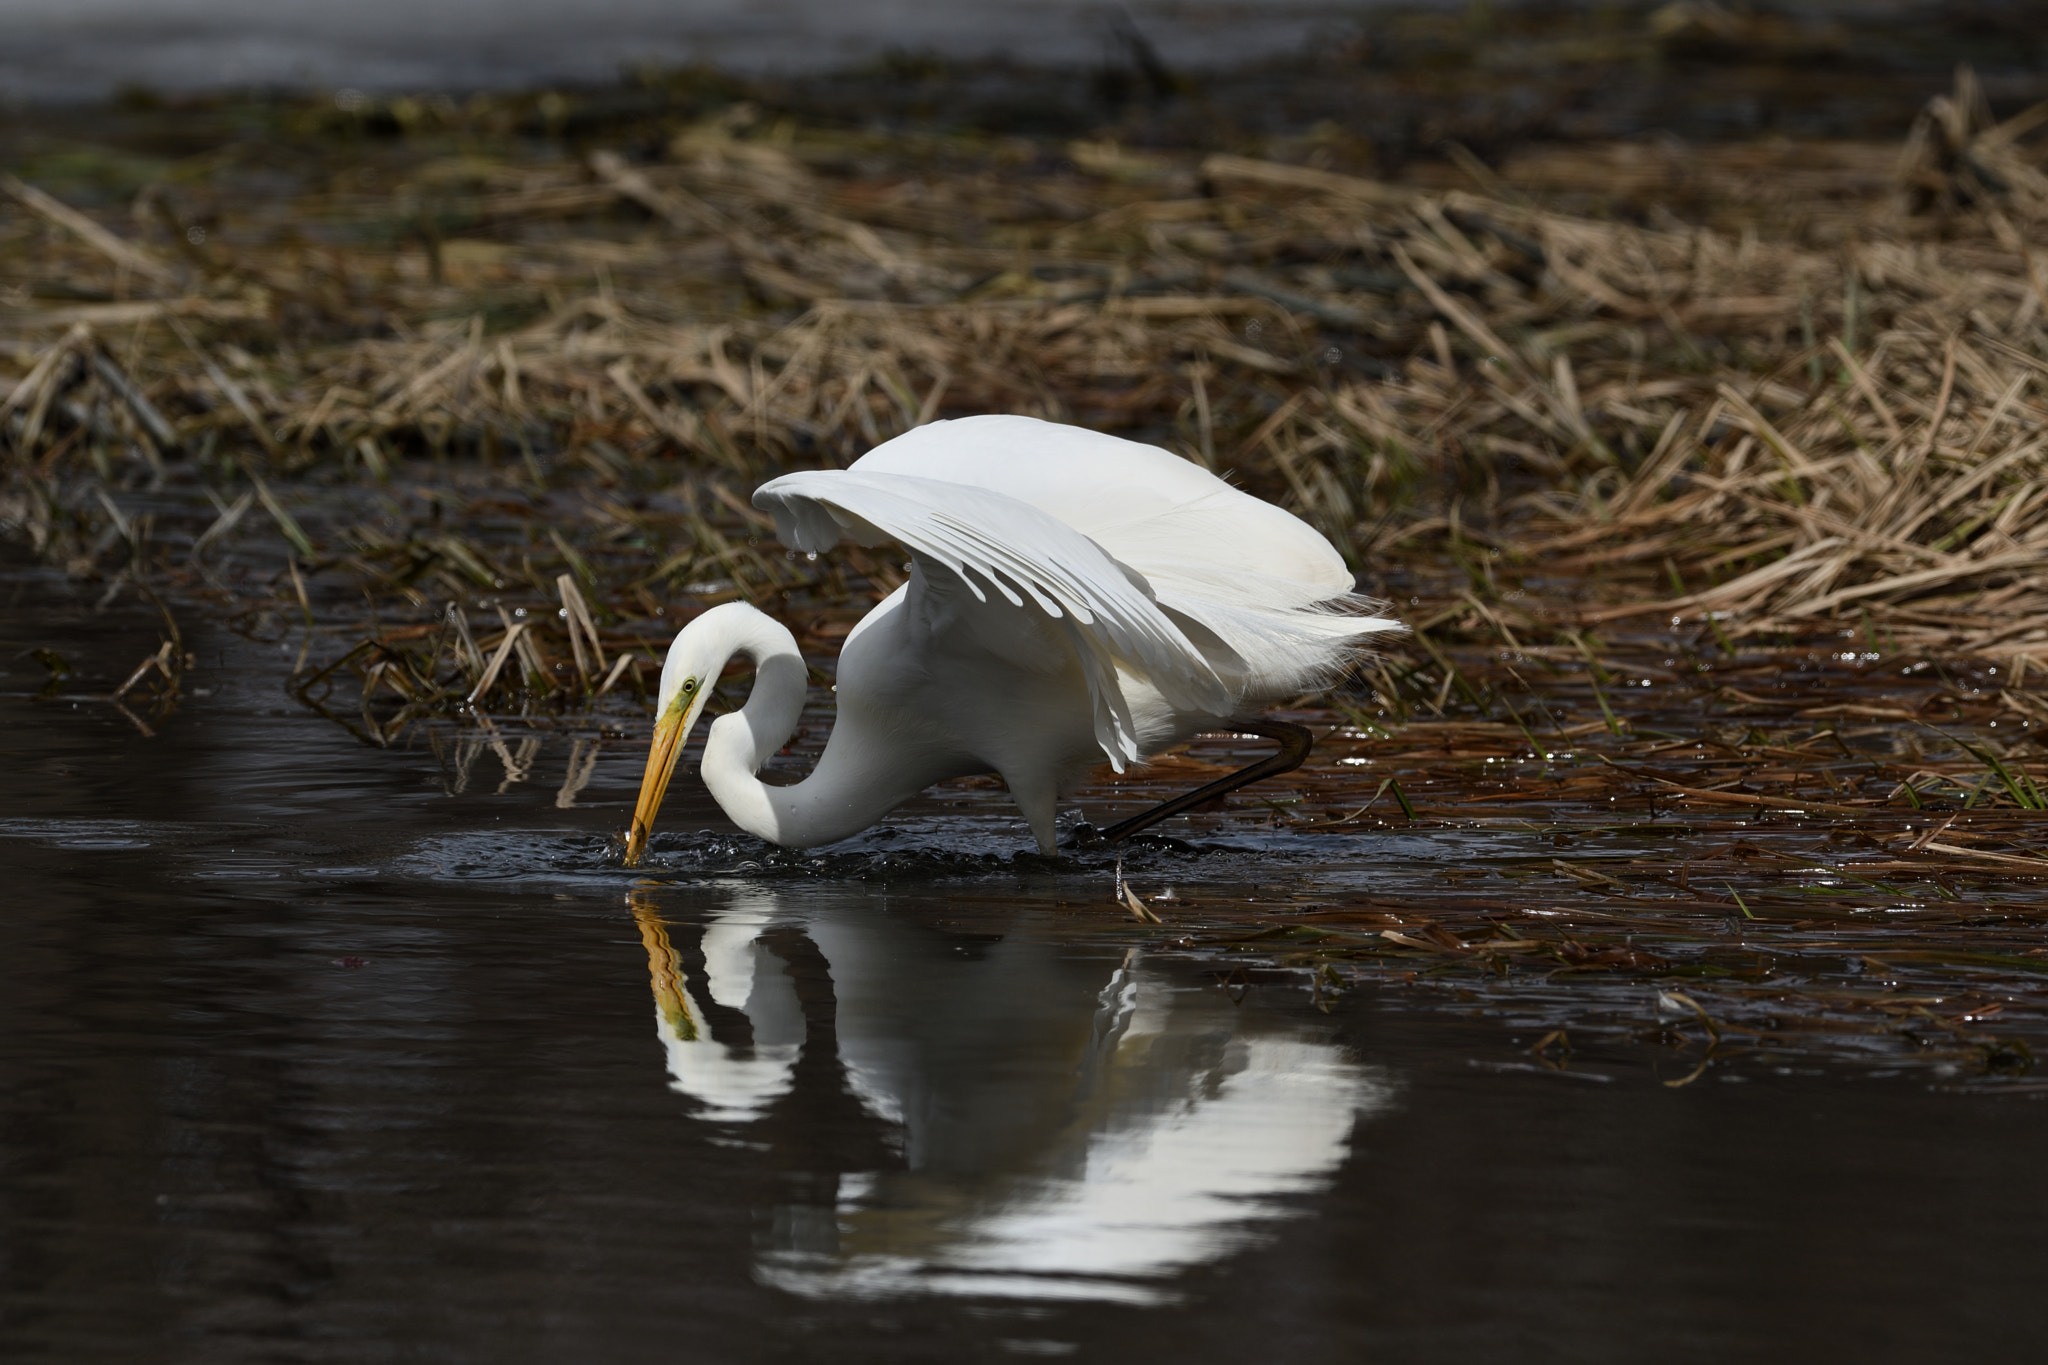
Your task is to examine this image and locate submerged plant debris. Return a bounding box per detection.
[6,29,2048,1088]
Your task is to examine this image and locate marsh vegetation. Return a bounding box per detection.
[7,22,2048,1086]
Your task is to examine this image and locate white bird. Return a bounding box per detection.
[623,415,1400,865]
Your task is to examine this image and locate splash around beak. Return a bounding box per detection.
[623,697,703,867]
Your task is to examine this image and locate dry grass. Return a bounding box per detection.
[3,72,2047,723]
[0,87,2040,738]
[4,77,2046,665]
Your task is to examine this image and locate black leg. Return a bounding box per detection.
[1094,716,1315,843]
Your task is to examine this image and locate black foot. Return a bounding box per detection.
[1092,716,1315,844]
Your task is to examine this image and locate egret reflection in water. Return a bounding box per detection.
[628,890,1391,1304]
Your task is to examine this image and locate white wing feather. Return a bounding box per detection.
[845,416,1402,695]
[757,415,1403,765]
[848,415,1348,589]
[755,469,1233,766]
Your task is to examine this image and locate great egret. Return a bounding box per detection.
[623,415,1399,864]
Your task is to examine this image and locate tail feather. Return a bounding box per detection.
[1155,587,1402,703]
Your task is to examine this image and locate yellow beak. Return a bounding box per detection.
[623,700,698,866]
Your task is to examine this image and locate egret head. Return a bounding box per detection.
[621,616,721,867]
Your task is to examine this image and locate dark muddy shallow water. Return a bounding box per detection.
[4,0,1375,104]
[5,565,2047,1363]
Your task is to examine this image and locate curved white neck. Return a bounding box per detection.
[696,606,923,848]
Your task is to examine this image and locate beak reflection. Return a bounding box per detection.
[625,890,1390,1304]
[631,892,804,1120]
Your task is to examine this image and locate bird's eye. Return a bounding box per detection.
[681,678,697,694]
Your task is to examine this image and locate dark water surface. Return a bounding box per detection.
[5,561,2046,1363]
[3,0,1373,104]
